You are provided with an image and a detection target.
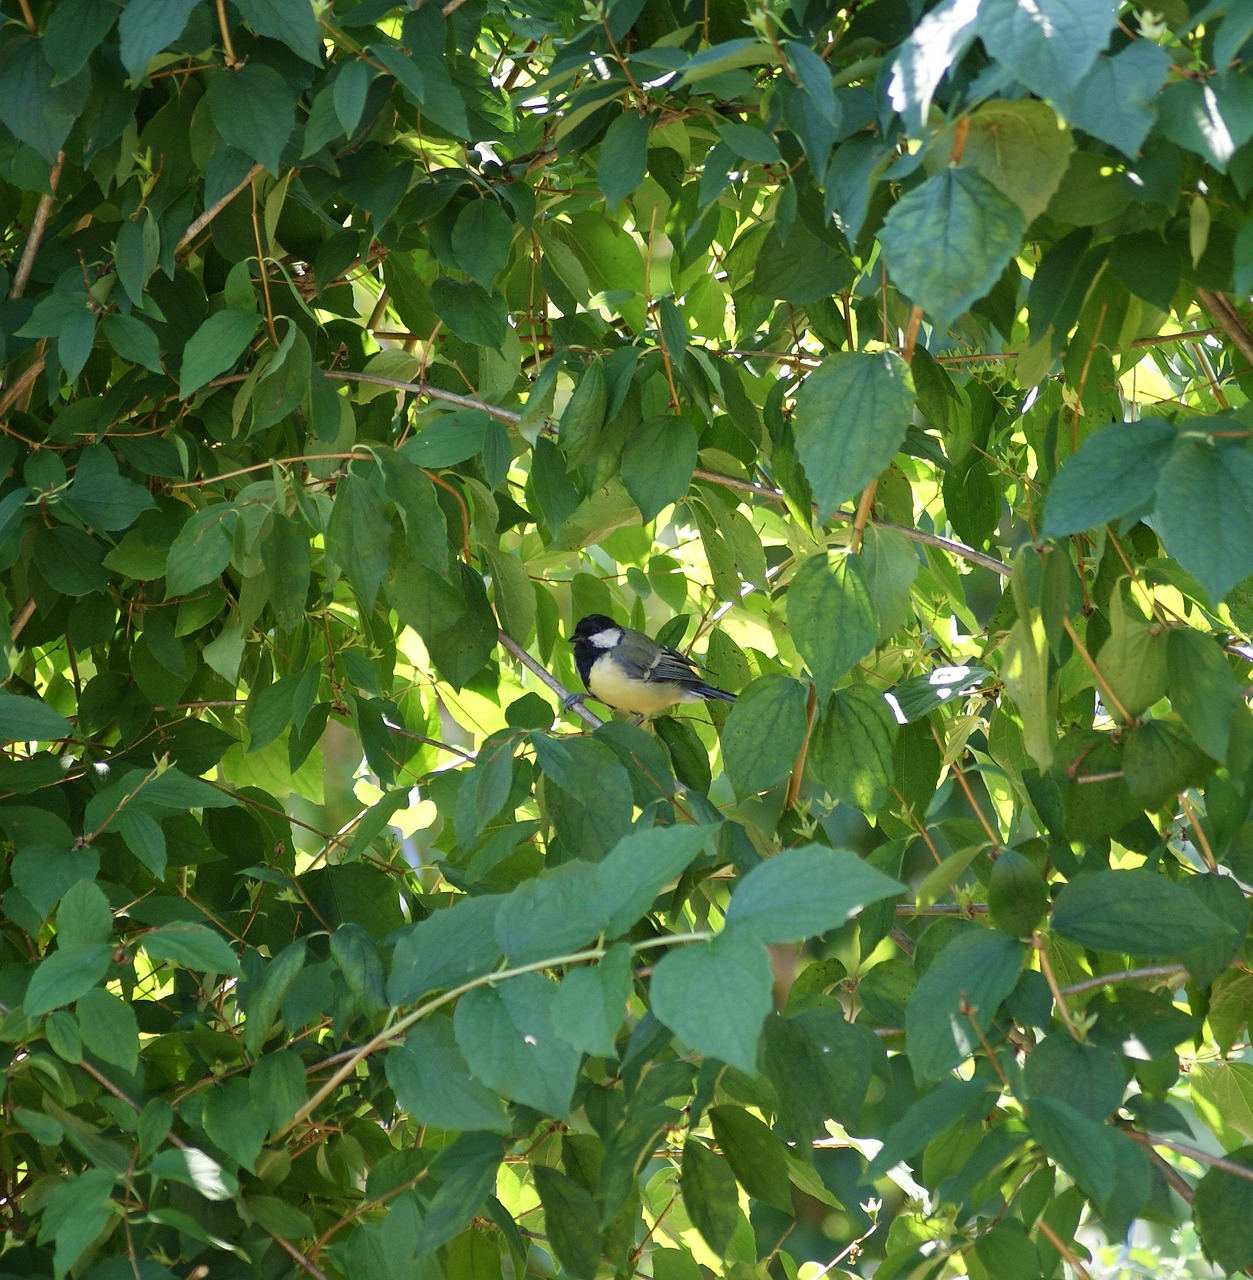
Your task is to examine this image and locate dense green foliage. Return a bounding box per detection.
[10,0,1253,1276]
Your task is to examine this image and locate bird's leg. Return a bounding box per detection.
[562,692,588,711]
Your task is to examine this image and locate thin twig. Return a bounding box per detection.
[1197,288,1253,371]
[1035,1216,1093,1280]
[10,152,64,300]
[324,369,524,423]
[1061,615,1134,724]
[10,597,36,642]
[1033,932,1081,1041]
[262,1229,333,1280]
[1058,964,1188,999]
[176,163,266,253]
[851,480,877,553]
[1140,1134,1253,1183]
[1179,793,1219,872]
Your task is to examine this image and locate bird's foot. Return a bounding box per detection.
[562,692,587,712]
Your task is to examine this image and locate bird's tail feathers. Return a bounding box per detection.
[691,683,736,703]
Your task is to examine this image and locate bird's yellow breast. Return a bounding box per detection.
[587,656,687,715]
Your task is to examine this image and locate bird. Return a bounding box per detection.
[567,614,737,717]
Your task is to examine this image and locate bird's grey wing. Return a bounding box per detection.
[650,645,702,684]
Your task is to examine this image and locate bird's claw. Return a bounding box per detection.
[562,692,586,711]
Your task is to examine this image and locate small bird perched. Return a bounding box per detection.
[568,614,737,717]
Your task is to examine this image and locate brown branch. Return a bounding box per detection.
[1058,964,1188,998]
[10,597,36,643]
[176,163,266,253]
[262,1229,332,1280]
[1197,288,1253,371]
[1035,1217,1093,1280]
[10,152,64,300]
[324,370,524,423]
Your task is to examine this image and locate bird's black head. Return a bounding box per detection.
[571,614,618,641]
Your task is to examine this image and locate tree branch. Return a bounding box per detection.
[10,151,64,300]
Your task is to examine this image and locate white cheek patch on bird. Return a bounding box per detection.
[589,628,624,649]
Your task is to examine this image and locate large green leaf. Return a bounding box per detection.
[453,974,581,1116]
[650,930,773,1074]
[786,551,879,699]
[792,352,914,517]
[904,930,1025,1079]
[1153,441,1253,601]
[1051,869,1235,957]
[724,845,904,944]
[879,168,1025,332]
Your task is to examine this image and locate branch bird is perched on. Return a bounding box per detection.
[568,614,737,717]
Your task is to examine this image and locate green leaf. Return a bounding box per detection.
[386,1018,509,1133]
[979,0,1117,100]
[887,0,982,131]
[1195,1145,1253,1273]
[114,212,160,307]
[793,352,914,517]
[261,513,312,631]
[709,1106,792,1212]
[415,1133,505,1256]
[77,988,139,1073]
[879,168,1025,332]
[720,675,809,798]
[621,416,698,522]
[141,924,241,975]
[244,940,307,1056]
[37,527,108,596]
[179,311,261,399]
[430,278,507,348]
[650,930,773,1074]
[1159,74,1253,171]
[787,551,879,699]
[680,1140,740,1255]
[1051,869,1235,957]
[235,0,321,64]
[103,314,163,372]
[1027,1096,1116,1206]
[904,929,1025,1079]
[948,99,1073,223]
[57,879,112,949]
[43,0,118,83]
[203,1079,267,1172]
[1168,629,1243,763]
[117,0,199,78]
[598,822,716,937]
[1041,418,1177,538]
[808,684,898,811]
[66,445,157,532]
[494,859,606,965]
[864,1077,992,1179]
[724,845,904,944]
[205,65,297,173]
[452,200,513,289]
[533,1166,602,1280]
[0,691,72,740]
[1059,42,1171,159]
[1023,1035,1125,1122]
[1154,441,1253,602]
[386,895,502,1004]
[327,473,391,610]
[1123,719,1213,810]
[599,109,652,209]
[25,945,113,1017]
[453,973,581,1116]
[551,942,633,1057]
[36,1168,117,1279]
[0,38,88,160]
